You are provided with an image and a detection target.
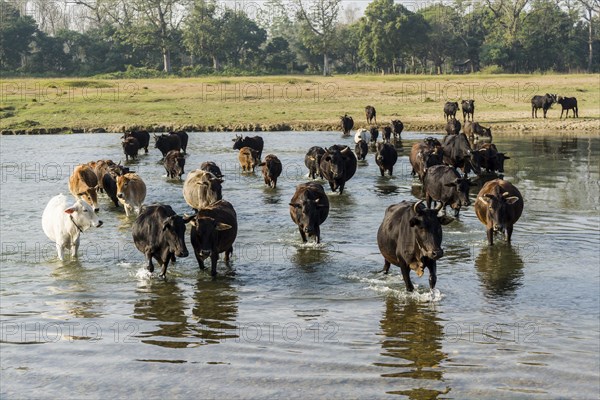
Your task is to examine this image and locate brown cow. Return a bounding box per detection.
[238,146,260,172]
[69,164,100,212]
[182,169,223,211]
[116,173,147,216]
[260,154,283,188]
[475,179,523,245]
[93,159,116,193]
[409,139,443,182]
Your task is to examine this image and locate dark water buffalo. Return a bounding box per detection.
[260,154,282,188]
[557,96,578,118]
[355,139,368,161]
[123,130,150,153]
[461,100,475,122]
[382,126,392,143]
[464,121,492,145]
[289,182,330,243]
[340,114,354,135]
[200,161,223,178]
[441,133,481,176]
[185,200,238,276]
[375,142,398,176]
[475,143,509,174]
[122,136,140,161]
[155,134,181,158]
[377,200,453,292]
[169,131,188,154]
[164,149,185,179]
[232,134,264,160]
[369,127,379,144]
[445,118,461,135]
[391,120,404,140]
[531,93,557,118]
[132,204,189,278]
[475,179,524,245]
[319,145,358,194]
[424,165,476,217]
[365,105,377,124]
[409,139,444,182]
[304,146,325,179]
[444,101,459,120]
[238,146,260,172]
[183,169,223,210]
[102,163,131,207]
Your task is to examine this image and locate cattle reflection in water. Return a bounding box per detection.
[474,244,525,299]
[375,298,450,398]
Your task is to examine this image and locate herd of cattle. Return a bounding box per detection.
[41,95,564,291]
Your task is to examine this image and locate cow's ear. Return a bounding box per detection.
[409,217,421,227]
[216,223,232,231]
[162,221,171,231]
[64,207,75,214]
[258,162,266,166]
[438,215,454,225]
[183,214,195,224]
[503,155,510,160]
[505,196,519,204]
[289,203,300,208]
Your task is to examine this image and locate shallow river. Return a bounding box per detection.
[1,132,599,399]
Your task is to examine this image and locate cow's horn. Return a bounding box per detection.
[340,146,351,154]
[413,200,425,214]
[501,191,510,197]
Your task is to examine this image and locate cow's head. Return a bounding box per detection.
[162,214,189,258]
[289,198,327,238]
[116,175,133,199]
[194,172,223,207]
[409,201,452,260]
[65,199,103,230]
[186,215,231,258]
[232,134,243,150]
[478,189,520,233]
[175,154,186,178]
[465,150,482,176]
[445,175,476,207]
[323,149,346,179]
[493,152,510,173]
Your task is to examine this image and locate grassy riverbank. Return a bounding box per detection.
[1,74,598,135]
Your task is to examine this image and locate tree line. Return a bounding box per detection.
[1,0,598,77]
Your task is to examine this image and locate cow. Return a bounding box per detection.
[441,133,482,176]
[369,127,379,144]
[377,200,453,292]
[365,105,377,124]
[375,142,398,176]
[69,164,100,212]
[445,119,461,135]
[354,128,371,144]
[304,146,325,179]
[391,120,404,141]
[123,130,150,153]
[200,161,223,178]
[163,149,185,179]
[341,114,354,135]
[92,159,116,193]
[232,134,264,160]
[423,165,476,217]
[155,134,181,158]
[116,173,147,216]
[169,130,188,154]
[260,154,283,188]
[238,146,260,172]
[289,182,330,243]
[183,169,223,210]
[122,136,140,161]
[475,143,510,174]
[319,145,358,194]
[102,163,131,208]
[355,139,368,161]
[475,179,524,245]
[557,96,578,118]
[132,204,189,278]
[461,100,475,122]
[42,194,103,261]
[464,121,492,145]
[444,101,459,120]
[409,139,444,182]
[531,93,557,118]
[185,200,237,276]
[382,126,392,143]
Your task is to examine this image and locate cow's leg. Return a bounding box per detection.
[299,227,307,243]
[210,253,219,277]
[428,260,437,290]
[145,251,155,272]
[338,181,345,195]
[426,193,433,209]
[194,251,205,270]
[388,166,393,176]
[380,259,391,274]
[71,236,80,258]
[399,262,414,292]
[454,205,461,218]
[379,166,385,177]
[575,107,578,118]
[56,243,65,261]
[486,227,494,246]
[506,225,514,244]
[560,109,564,119]
[315,226,321,244]
[224,247,233,265]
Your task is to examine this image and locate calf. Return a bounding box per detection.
[183,169,223,210]
[170,130,188,154]
[69,164,100,212]
[382,126,392,143]
[341,114,354,135]
[441,133,482,176]
[155,134,181,158]
[557,96,578,118]
[232,134,264,160]
[424,165,475,217]
[122,136,140,161]
[377,200,452,292]
[260,154,283,188]
[185,200,237,276]
[531,93,557,118]
[123,130,150,153]
[304,146,325,179]
[355,139,368,161]
[163,149,185,179]
[444,102,459,120]
[319,145,358,194]
[42,194,103,261]
[461,100,475,122]
[354,128,370,144]
[200,161,223,178]
[289,182,330,243]
[365,105,377,124]
[475,179,523,245]
[132,204,189,278]
[391,120,404,141]
[464,121,492,145]
[375,142,398,176]
[409,139,444,182]
[445,119,461,135]
[238,146,260,172]
[116,173,147,216]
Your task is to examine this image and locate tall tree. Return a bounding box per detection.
[183,0,223,70]
[576,0,600,72]
[0,1,38,70]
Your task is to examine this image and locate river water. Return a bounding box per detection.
[1,132,598,399]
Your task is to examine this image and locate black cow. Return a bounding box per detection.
[122,136,140,161]
[365,105,377,124]
[232,134,264,160]
[355,139,368,161]
[319,145,358,194]
[557,96,578,118]
[340,114,354,135]
[375,142,398,176]
[132,204,189,278]
[102,164,131,207]
[391,120,404,141]
[531,93,557,118]
[304,146,325,179]
[123,130,150,153]
[370,127,379,144]
[377,200,453,292]
[200,161,223,178]
[441,133,481,176]
[445,119,461,135]
[164,149,185,179]
[424,165,476,217]
[185,200,238,276]
[382,126,392,143]
[475,143,510,174]
[260,154,283,188]
[444,102,459,120]
[155,134,181,158]
[289,182,330,243]
[409,139,444,182]
[464,121,492,145]
[169,131,188,154]
[461,100,475,122]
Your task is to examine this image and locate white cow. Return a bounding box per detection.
[42,194,103,261]
[354,128,371,144]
